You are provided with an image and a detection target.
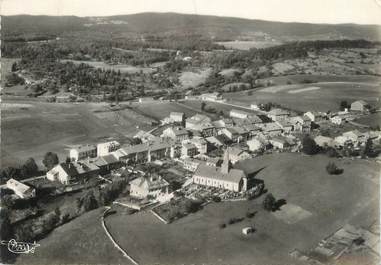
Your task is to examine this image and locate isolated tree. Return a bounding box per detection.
[340,100,350,111]
[201,102,206,111]
[362,139,374,158]
[11,62,18,72]
[42,152,59,170]
[262,193,276,211]
[326,162,343,175]
[302,136,319,155]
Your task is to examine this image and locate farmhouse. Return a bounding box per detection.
[205,135,227,147]
[334,136,352,147]
[276,120,294,134]
[228,146,251,164]
[290,116,311,132]
[170,112,185,123]
[112,140,173,164]
[230,109,251,119]
[200,92,223,102]
[186,114,216,137]
[69,144,97,162]
[193,150,247,192]
[138,97,154,103]
[161,126,189,142]
[304,111,324,122]
[221,127,248,143]
[267,108,290,121]
[351,100,370,112]
[258,122,283,136]
[247,138,268,152]
[187,137,209,154]
[314,135,334,147]
[342,130,369,144]
[47,161,100,185]
[269,136,296,150]
[97,141,120,157]
[130,175,170,199]
[6,178,36,199]
[93,154,121,174]
[330,115,344,125]
[182,158,203,172]
[250,103,259,110]
[133,130,157,143]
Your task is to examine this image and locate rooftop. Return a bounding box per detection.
[194,164,246,184]
[130,175,169,190]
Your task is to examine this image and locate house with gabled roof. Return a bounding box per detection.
[130,174,170,199]
[351,100,370,112]
[267,108,290,121]
[6,178,36,199]
[46,161,100,185]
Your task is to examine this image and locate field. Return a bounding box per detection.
[60,59,156,74]
[101,153,377,265]
[179,68,212,89]
[354,112,381,128]
[257,74,381,87]
[1,99,204,168]
[14,208,126,265]
[224,81,381,112]
[132,101,201,120]
[0,100,150,168]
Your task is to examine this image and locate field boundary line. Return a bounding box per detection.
[101,207,140,265]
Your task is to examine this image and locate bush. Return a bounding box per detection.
[302,136,319,155]
[326,147,339,158]
[326,162,343,175]
[212,196,221,203]
[227,217,244,225]
[219,223,226,229]
[262,193,276,211]
[246,211,256,218]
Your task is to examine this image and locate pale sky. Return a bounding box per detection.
[1,0,381,25]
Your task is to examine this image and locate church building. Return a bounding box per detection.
[192,149,248,192]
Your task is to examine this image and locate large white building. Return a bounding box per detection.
[97,141,120,157]
[192,150,247,192]
[69,144,97,162]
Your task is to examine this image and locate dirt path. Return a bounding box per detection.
[101,207,140,265]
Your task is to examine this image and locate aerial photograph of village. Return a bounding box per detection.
[0,0,380,264]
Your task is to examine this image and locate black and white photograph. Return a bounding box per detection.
[0,1,381,264]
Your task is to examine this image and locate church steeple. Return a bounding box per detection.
[221,147,231,174]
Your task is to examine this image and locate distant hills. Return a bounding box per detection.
[2,12,381,42]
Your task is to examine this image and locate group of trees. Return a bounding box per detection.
[0,158,39,184]
[213,39,377,69]
[302,136,320,155]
